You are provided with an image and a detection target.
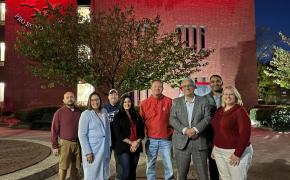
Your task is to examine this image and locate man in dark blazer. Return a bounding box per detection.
[204,74,223,180]
[170,78,211,180]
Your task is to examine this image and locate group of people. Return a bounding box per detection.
[50,74,253,180]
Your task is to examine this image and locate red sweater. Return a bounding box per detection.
[140,95,173,139]
[51,106,81,149]
[212,104,251,157]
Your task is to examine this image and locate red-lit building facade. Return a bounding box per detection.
[1,0,87,112]
[0,0,257,112]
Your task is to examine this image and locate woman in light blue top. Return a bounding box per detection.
[78,92,111,180]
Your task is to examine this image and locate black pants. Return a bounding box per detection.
[111,149,122,179]
[118,152,140,180]
[208,147,219,180]
[115,150,122,179]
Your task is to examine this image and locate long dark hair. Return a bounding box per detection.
[119,94,138,122]
[87,91,102,111]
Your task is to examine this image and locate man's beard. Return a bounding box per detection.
[213,88,223,93]
[66,101,75,107]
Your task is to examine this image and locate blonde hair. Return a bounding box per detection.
[221,86,243,107]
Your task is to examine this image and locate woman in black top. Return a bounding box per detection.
[112,94,145,180]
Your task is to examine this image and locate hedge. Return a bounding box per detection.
[250,106,290,131]
[14,106,59,123]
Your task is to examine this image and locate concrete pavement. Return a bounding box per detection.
[0,127,289,180]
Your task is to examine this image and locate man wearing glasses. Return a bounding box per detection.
[170,78,211,180]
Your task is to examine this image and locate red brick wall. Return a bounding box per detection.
[3,0,77,111]
[2,0,258,111]
[94,0,258,108]
[0,66,4,81]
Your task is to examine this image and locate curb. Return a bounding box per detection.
[0,138,58,180]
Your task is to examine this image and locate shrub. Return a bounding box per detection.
[14,111,30,122]
[250,106,290,131]
[15,106,59,123]
[249,108,258,122]
[270,108,290,131]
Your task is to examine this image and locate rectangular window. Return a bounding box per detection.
[0,2,5,24]
[77,0,91,5]
[77,83,95,106]
[192,26,197,52]
[200,27,205,49]
[134,90,141,105]
[176,26,182,43]
[138,90,141,102]
[78,44,91,62]
[77,5,90,23]
[0,42,5,63]
[185,27,190,47]
[0,82,4,102]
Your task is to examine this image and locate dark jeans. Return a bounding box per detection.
[118,152,140,180]
[208,147,219,180]
[111,148,122,179]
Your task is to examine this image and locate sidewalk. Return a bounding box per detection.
[0,127,290,180]
[248,128,290,180]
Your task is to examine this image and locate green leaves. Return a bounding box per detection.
[264,32,290,89]
[15,4,213,93]
[15,3,89,86]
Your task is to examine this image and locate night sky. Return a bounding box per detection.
[255,0,290,35]
[255,0,290,62]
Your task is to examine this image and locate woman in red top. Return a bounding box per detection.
[211,86,253,180]
[112,94,145,180]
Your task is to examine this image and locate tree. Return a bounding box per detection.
[264,32,290,89]
[257,62,277,103]
[256,26,278,101]
[255,27,289,103]
[15,3,213,94]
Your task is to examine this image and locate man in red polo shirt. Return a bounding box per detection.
[51,91,81,180]
[140,80,174,180]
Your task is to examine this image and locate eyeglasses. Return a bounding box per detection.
[223,93,235,96]
[181,85,195,88]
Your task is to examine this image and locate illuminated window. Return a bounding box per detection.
[281,88,288,96]
[0,2,5,24]
[0,82,4,102]
[78,44,91,62]
[0,42,5,64]
[78,5,90,23]
[77,83,95,106]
